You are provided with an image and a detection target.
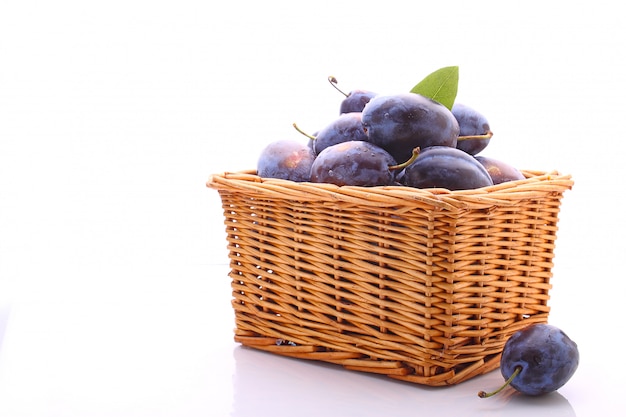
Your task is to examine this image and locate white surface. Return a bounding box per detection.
[1,1,624,416]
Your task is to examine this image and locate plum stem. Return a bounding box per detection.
[457,130,494,142]
[388,147,420,172]
[328,75,349,97]
[292,123,316,141]
[478,366,522,398]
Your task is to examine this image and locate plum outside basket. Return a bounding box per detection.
[206,169,573,386]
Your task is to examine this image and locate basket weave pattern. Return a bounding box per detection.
[207,169,573,386]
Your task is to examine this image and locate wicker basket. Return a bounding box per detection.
[206,169,573,386]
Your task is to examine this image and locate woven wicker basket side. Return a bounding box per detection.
[207,170,573,386]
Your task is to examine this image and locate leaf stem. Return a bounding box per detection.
[292,123,316,141]
[328,75,349,97]
[478,366,522,398]
[457,130,494,142]
[388,147,420,171]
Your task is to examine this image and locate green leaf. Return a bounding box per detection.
[410,66,459,110]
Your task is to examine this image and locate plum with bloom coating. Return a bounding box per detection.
[475,155,525,184]
[312,112,368,155]
[257,139,316,182]
[361,92,459,163]
[310,141,398,186]
[340,89,377,114]
[452,103,493,155]
[327,75,377,114]
[401,146,493,191]
[479,323,579,397]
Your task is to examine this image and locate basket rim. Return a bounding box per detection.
[206,169,573,210]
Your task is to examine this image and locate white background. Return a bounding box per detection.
[1,1,624,416]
